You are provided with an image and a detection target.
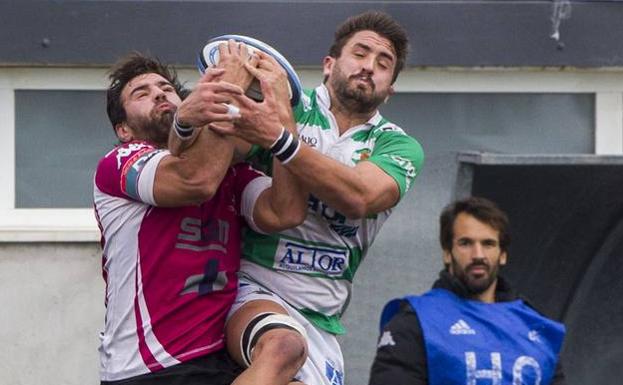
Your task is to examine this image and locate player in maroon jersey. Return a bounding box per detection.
[95,43,306,385]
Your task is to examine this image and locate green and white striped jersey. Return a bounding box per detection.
[241,84,424,334]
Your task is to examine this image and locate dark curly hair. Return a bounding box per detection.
[328,11,409,83]
[439,197,511,255]
[106,52,187,131]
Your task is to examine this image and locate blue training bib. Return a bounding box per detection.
[381,289,565,385]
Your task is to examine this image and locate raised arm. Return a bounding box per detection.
[156,42,258,207]
[168,40,256,157]
[212,51,308,232]
[154,70,243,207]
[282,131,422,218]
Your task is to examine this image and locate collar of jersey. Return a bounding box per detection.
[316,84,383,131]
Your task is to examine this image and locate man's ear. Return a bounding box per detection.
[115,123,133,143]
[442,249,452,267]
[322,56,335,79]
[500,251,508,266]
[384,86,395,103]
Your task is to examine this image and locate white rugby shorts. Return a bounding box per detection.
[227,277,345,385]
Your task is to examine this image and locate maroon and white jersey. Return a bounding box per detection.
[94,140,265,381]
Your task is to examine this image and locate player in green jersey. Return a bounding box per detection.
[215,11,425,385]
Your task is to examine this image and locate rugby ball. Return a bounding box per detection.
[197,35,302,106]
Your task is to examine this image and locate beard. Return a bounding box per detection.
[451,255,500,295]
[127,105,174,147]
[329,63,388,114]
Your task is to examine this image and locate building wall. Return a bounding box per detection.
[0,243,103,385]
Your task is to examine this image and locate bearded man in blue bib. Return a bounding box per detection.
[369,197,566,385]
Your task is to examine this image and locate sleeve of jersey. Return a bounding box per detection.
[94,142,168,205]
[369,303,428,385]
[366,132,424,199]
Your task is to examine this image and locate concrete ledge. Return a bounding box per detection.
[458,151,623,165]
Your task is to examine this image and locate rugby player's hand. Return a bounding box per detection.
[175,68,243,128]
[217,40,259,92]
[208,67,287,149]
[244,51,293,125]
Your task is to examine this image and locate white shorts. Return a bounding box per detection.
[227,277,345,385]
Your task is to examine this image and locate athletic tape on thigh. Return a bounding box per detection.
[240,312,308,368]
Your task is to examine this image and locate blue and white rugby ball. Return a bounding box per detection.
[197,35,302,106]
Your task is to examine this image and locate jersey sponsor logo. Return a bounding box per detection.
[325,359,344,385]
[181,258,228,296]
[329,223,358,237]
[308,195,346,223]
[308,195,359,237]
[377,331,396,348]
[351,148,371,163]
[300,134,318,147]
[465,352,542,385]
[175,217,229,253]
[389,154,416,192]
[276,241,348,276]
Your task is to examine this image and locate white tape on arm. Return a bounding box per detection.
[137,150,170,206]
[241,176,272,234]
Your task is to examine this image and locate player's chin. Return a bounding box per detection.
[352,82,374,94]
[153,110,174,128]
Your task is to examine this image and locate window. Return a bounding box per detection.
[15,90,112,208]
[380,92,595,154]
[0,67,199,241]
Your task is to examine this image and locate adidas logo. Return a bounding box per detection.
[449,319,476,335]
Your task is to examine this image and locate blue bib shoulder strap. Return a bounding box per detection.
[379,297,405,331]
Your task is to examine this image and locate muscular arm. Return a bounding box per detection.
[156,42,259,207]
[252,118,307,233]
[214,52,308,232]
[286,131,423,219]
[154,127,234,207]
[284,146,396,218]
[369,303,428,385]
[243,58,307,232]
[167,121,202,157]
[153,68,244,207]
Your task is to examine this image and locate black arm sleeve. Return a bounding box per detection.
[368,302,428,385]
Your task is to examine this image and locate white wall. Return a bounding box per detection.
[0,243,103,385]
